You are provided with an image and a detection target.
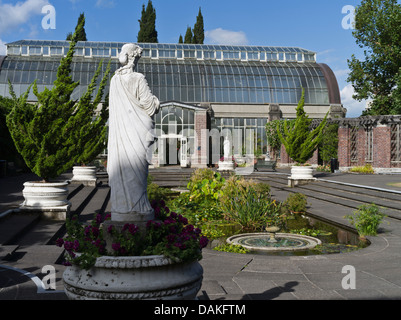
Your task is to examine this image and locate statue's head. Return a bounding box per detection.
[119,43,143,66]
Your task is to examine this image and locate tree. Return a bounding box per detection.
[7,17,110,182]
[265,119,294,160]
[277,90,328,164]
[66,13,87,41]
[137,0,158,43]
[184,26,193,44]
[318,122,339,164]
[347,0,401,115]
[192,8,204,44]
[178,35,183,43]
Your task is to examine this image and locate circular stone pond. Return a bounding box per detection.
[227,233,322,253]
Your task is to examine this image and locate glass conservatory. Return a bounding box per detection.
[0,40,345,167]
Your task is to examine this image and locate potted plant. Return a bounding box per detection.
[6,18,110,215]
[277,89,328,184]
[58,200,208,300]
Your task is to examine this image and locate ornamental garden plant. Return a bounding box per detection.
[277,89,328,165]
[6,17,110,182]
[57,200,209,270]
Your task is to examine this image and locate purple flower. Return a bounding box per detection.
[107,225,114,234]
[199,236,209,248]
[178,215,188,225]
[112,243,121,252]
[56,238,64,247]
[184,225,194,233]
[95,214,103,225]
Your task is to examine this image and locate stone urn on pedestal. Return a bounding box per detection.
[62,43,204,300]
[277,89,328,187]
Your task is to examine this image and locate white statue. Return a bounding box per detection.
[107,43,160,223]
[223,136,230,161]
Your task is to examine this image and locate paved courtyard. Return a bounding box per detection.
[1,168,401,300]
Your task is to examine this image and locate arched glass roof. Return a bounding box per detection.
[0,40,336,106]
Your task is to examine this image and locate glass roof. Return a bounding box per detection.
[5,40,316,63]
[0,54,330,106]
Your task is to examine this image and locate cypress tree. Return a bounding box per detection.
[137,0,158,43]
[7,17,110,182]
[178,35,183,43]
[66,13,87,41]
[184,26,193,44]
[277,89,328,164]
[192,7,204,44]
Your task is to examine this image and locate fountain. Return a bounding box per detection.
[227,226,321,253]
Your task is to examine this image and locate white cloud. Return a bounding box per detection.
[205,28,249,46]
[341,84,371,117]
[0,0,49,34]
[96,0,115,8]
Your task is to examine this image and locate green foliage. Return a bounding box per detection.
[265,119,294,159]
[184,26,193,44]
[349,164,374,174]
[318,123,338,164]
[347,0,401,115]
[168,168,226,225]
[277,89,328,164]
[283,193,308,214]
[66,13,87,41]
[137,0,158,43]
[220,178,282,231]
[192,8,204,44]
[147,175,173,203]
[6,17,110,181]
[344,203,386,236]
[213,243,250,254]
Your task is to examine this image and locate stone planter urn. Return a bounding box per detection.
[71,166,97,186]
[21,181,71,220]
[288,165,316,187]
[63,255,203,300]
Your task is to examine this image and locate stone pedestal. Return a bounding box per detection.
[20,181,71,220]
[288,165,316,187]
[71,166,97,187]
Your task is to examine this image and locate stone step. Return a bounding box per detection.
[0,212,41,245]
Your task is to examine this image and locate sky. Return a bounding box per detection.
[0,0,368,117]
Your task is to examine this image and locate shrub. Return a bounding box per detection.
[283,193,308,214]
[221,184,283,231]
[349,164,374,174]
[344,203,386,237]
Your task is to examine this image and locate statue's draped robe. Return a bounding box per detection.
[108,69,159,218]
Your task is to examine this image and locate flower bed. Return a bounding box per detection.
[57,200,208,270]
